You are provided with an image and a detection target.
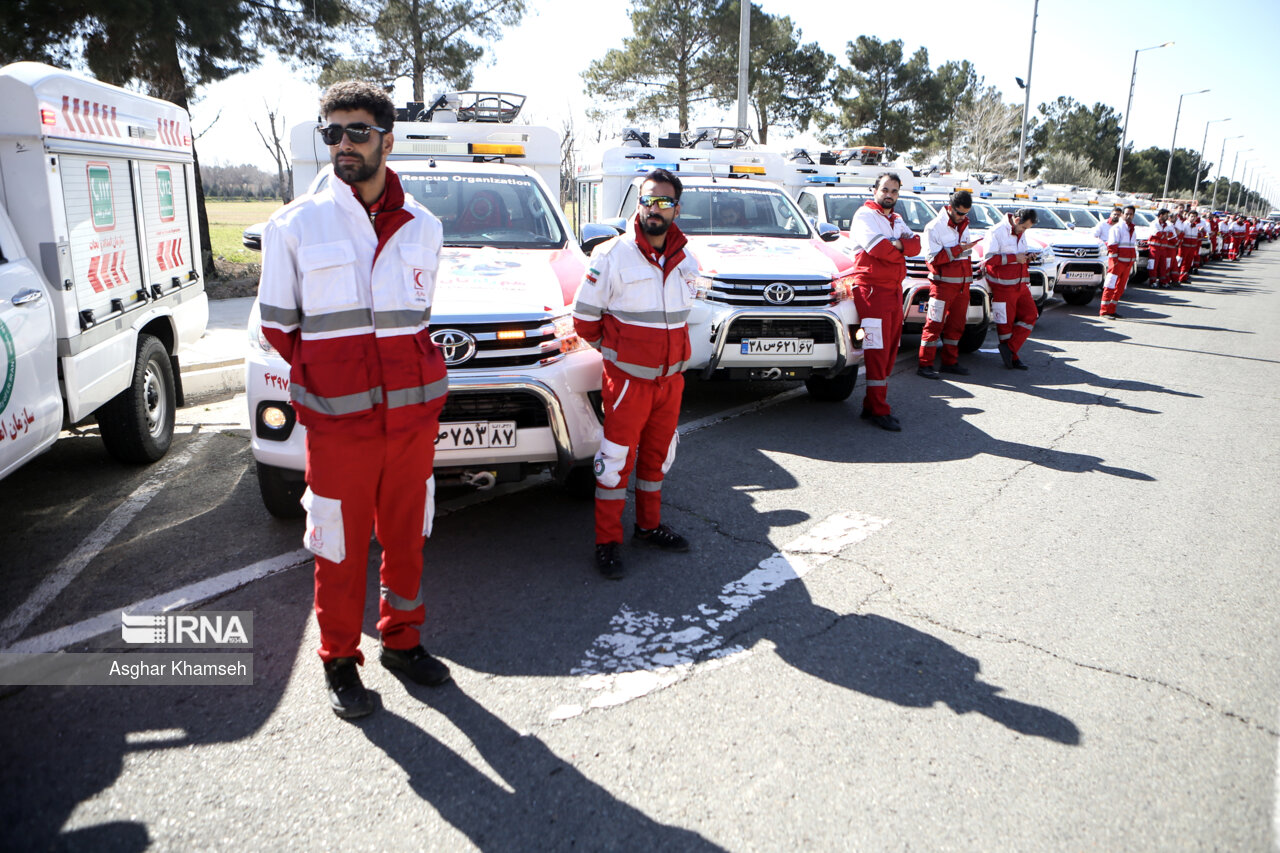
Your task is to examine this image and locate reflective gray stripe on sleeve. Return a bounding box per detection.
[301,308,374,333]
[866,379,888,387]
[573,302,604,320]
[595,486,628,500]
[1015,321,1035,331]
[985,274,1020,285]
[386,377,450,409]
[374,308,431,329]
[930,275,971,284]
[635,479,663,492]
[601,347,662,379]
[665,361,687,376]
[380,584,423,611]
[609,307,692,325]
[865,233,885,249]
[291,383,383,415]
[259,303,301,328]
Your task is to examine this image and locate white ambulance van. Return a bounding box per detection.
[574,129,863,402]
[245,92,602,517]
[0,62,207,481]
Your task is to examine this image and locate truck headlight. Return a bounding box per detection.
[692,276,716,300]
[246,302,277,354]
[552,313,589,355]
[830,272,858,303]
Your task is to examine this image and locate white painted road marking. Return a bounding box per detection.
[549,511,890,721]
[0,430,214,650]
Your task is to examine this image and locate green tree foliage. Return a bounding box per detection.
[823,35,933,152]
[706,2,835,144]
[1037,151,1111,188]
[916,60,978,171]
[322,0,525,102]
[1025,97,1122,175]
[582,0,724,131]
[1119,147,1200,197]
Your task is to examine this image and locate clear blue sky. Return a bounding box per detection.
[195,0,1280,205]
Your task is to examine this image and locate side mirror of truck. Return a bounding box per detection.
[581,221,627,255]
[816,222,842,243]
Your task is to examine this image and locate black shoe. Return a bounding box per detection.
[324,657,374,719]
[997,342,1014,368]
[632,524,690,552]
[1110,312,1123,318]
[940,363,969,375]
[861,410,901,431]
[380,644,452,686]
[1010,358,1029,371]
[595,542,625,579]
[917,366,940,379]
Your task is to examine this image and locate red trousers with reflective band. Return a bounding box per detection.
[1176,242,1197,282]
[305,414,442,663]
[1099,261,1132,316]
[918,281,969,367]
[594,365,683,544]
[1149,247,1175,284]
[990,282,1037,357]
[854,284,904,416]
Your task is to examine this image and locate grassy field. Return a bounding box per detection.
[206,199,282,264]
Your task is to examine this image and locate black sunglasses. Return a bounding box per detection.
[317,122,387,145]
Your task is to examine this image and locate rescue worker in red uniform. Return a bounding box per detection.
[917,190,978,379]
[1148,209,1177,287]
[259,81,451,719]
[1176,210,1200,283]
[982,208,1039,369]
[572,168,699,579]
[1208,214,1222,260]
[1190,212,1209,271]
[1100,205,1139,318]
[849,173,921,431]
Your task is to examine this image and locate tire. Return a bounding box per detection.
[562,464,597,501]
[1060,288,1094,306]
[804,366,857,402]
[97,333,176,464]
[257,462,306,519]
[958,322,989,354]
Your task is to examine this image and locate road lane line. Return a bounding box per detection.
[0,430,213,649]
[549,511,890,721]
[0,548,311,657]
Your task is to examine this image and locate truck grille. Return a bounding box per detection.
[430,318,558,369]
[440,390,550,428]
[905,256,984,279]
[707,276,833,307]
[1051,244,1100,259]
[724,317,838,344]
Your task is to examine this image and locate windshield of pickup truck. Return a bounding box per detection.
[1051,206,1102,229]
[1133,210,1155,226]
[822,193,935,233]
[994,203,1070,230]
[968,202,1004,229]
[676,186,812,238]
[399,172,567,249]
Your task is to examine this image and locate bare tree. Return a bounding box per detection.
[957,85,1021,175]
[559,112,576,209]
[255,104,293,203]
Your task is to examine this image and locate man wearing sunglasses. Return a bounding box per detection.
[258,80,451,719]
[918,190,978,379]
[572,168,700,579]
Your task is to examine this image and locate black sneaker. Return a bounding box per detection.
[1010,358,1029,371]
[595,542,625,579]
[997,342,1014,368]
[940,363,970,375]
[632,524,690,552]
[861,410,902,431]
[380,644,452,687]
[324,657,374,719]
[916,366,940,379]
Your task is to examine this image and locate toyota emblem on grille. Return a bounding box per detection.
[430,329,477,366]
[763,282,795,305]
[1075,247,1090,258]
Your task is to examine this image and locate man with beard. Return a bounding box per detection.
[1101,205,1139,318]
[572,169,700,579]
[1093,207,1121,245]
[258,81,451,719]
[848,173,920,431]
[918,190,978,378]
[983,208,1039,369]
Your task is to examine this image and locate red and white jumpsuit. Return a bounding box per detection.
[849,201,920,416]
[572,217,699,545]
[983,217,1038,359]
[1209,217,1221,259]
[1176,217,1198,283]
[1148,220,1177,285]
[1190,218,1208,270]
[259,168,448,664]
[1226,220,1243,261]
[919,207,972,369]
[1100,220,1138,317]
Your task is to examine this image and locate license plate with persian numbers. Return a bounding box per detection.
[739,338,815,355]
[1061,271,1101,282]
[435,421,517,450]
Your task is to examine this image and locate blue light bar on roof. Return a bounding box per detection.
[806,176,838,183]
[635,163,679,173]
[979,191,992,198]
[912,185,926,192]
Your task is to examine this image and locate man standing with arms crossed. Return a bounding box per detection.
[983,209,1039,370]
[918,190,978,379]
[1148,209,1177,287]
[259,81,451,719]
[1100,205,1139,318]
[572,169,700,579]
[1093,207,1121,246]
[849,173,920,431]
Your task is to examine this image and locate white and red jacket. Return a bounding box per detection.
[1091,218,1117,244]
[572,217,699,381]
[259,168,447,437]
[982,216,1031,287]
[1106,221,1139,264]
[922,208,973,285]
[849,200,921,288]
[1149,220,1178,252]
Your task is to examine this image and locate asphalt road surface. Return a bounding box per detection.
[1,251,1277,851]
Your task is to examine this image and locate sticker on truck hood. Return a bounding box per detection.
[432,246,581,315]
[686,237,840,277]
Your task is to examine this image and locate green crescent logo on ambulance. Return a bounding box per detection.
[88,164,114,229]
[0,318,15,415]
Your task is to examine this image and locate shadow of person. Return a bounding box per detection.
[359,684,726,852]
[773,608,1080,745]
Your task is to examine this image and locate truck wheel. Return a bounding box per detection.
[257,462,306,519]
[958,322,989,353]
[1060,288,1094,306]
[98,333,175,464]
[804,366,857,402]
[563,464,597,501]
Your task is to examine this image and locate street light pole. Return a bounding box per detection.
[1015,0,1039,182]
[735,0,750,135]
[1193,118,1229,201]
[1163,88,1209,200]
[1239,162,1253,213]
[1210,135,1244,210]
[1225,150,1252,210]
[1115,41,1173,192]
